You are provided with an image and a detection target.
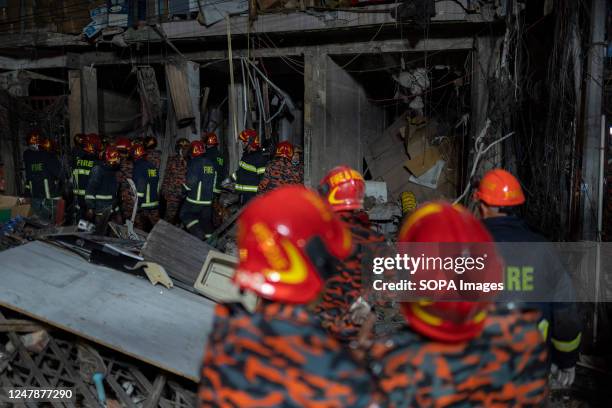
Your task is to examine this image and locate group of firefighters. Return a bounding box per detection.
[21,128,582,406]
[20,128,303,238]
[197,167,582,407]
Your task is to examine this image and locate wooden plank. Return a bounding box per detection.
[68,70,82,143]
[141,219,215,286]
[165,62,195,127]
[81,67,98,134]
[0,242,216,382]
[0,319,45,332]
[143,374,166,408]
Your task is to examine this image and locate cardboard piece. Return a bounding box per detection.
[404,137,441,177]
[0,195,31,222]
[409,160,446,189]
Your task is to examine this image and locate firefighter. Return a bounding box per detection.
[161,138,189,224]
[144,135,161,168]
[72,136,99,220]
[202,132,224,195]
[23,132,62,222]
[315,165,387,343]
[71,133,86,164]
[368,202,548,406]
[474,168,582,388]
[85,147,121,235]
[232,129,267,205]
[180,141,216,239]
[199,186,374,407]
[116,137,135,224]
[132,143,161,232]
[257,141,302,194]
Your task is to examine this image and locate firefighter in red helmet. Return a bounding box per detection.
[367,201,548,407]
[132,143,161,232]
[72,136,99,220]
[232,129,268,205]
[199,186,374,407]
[85,147,121,234]
[143,135,161,168]
[161,138,190,224]
[258,140,302,194]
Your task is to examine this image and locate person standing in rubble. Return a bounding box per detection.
[199,186,374,407]
[39,136,63,223]
[132,143,161,232]
[72,136,99,220]
[368,202,548,406]
[23,132,62,222]
[85,147,121,235]
[473,168,582,389]
[180,141,216,239]
[161,138,189,224]
[315,165,387,343]
[144,135,161,168]
[232,129,267,205]
[202,132,224,196]
[257,141,302,194]
[115,137,135,224]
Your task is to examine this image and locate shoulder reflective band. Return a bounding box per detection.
[239,161,258,173]
[73,189,86,196]
[235,184,258,192]
[552,333,582,353]
[44,179,51,199]
[186,219,200,229]
[141,201,159,208]
[538,319,549,341]
[85,195,96,200]
[95,195,113,200]
[256,166,266,174]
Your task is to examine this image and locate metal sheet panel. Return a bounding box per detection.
[0,242,216,382]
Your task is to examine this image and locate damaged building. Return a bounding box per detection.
[0,0,611,406]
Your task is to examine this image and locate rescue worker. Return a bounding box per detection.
[368,201,549,406]
[292,145,304,184]
[71,133,86,164]
[72,136,99,220]
[132,143,161,232]
[257,141,302,194]
[232,129,267,205]
[202,132,224,195]
[23,132,62,222]
[315,165,387,343]
[199,186,374,407]
[85,146,120,235]
[144,135,162,168]
[116,137,135,224]
[180,141,216,239]
[161,138,189,224]
[474,168,582,388]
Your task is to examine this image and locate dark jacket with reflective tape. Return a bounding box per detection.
[133,158,160,210]
[204,146,224,193]
[72,152,98,197]
[23,149,62,200]
[183,155,216,206]
[233,150,267,194]
[85,164,119,213]
[484,215,582,369]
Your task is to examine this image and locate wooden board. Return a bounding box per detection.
[165,62,195,127]
[141,219,215,287]
[0,242,216,382]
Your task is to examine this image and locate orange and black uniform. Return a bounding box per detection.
[315,211,386,343]
[257,156,302,194]
[368,308,549,407]
[117,159,134,222]
[161,154,187,224]
[199,302,374,408]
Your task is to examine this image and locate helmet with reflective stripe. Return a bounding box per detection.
[233,186,353,304]
[87,133,102,152]
[105,146,120,166]
[275,141,294,160]
[190,140,205,158]
[318,165,366,212]
[203,132,219,147]
[115,137,132,153]
[27,131,41,147]
[239,129,260,150]
[131,143,146,160]
[397,201,502,343]
[474,168,525,207]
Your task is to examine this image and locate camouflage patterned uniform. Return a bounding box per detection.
[161,154,187,224]
[368,309,548,407]
[257,156,303,194]
[314,211,386,343]
[116,159,134,222]
[199,302,374,408]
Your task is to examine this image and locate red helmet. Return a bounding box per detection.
[105,146,120,166]
[474,169,525,207]
[233,186,353,304]
[275,141,294,160]
[144,136,157,150]
[318,166,366,212]
[176,138,190,153]
[115,137,132,153]
[40,138,52,152]
[26,131,41,147]
[73,133,85,147]
[239,129,260,150]
[132,143,146,160]
[397,202,502,343]
[190,140,205,157]
[203,132,219,147]
[87,133,102,152]
[83,139,97,155]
